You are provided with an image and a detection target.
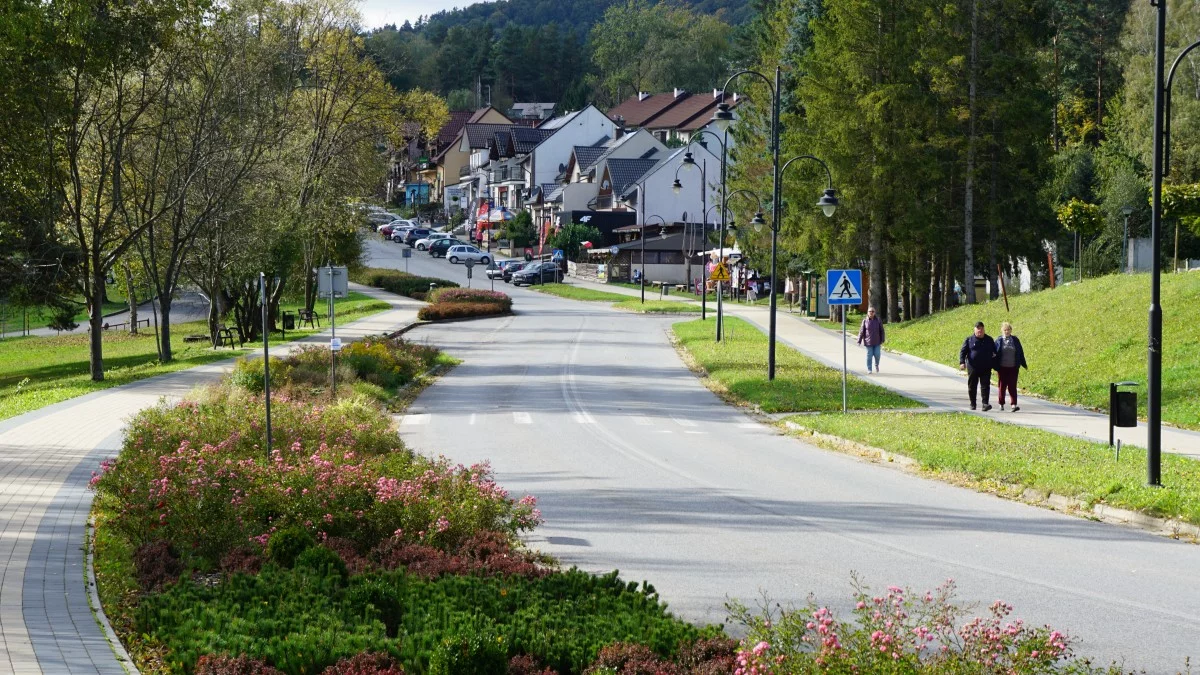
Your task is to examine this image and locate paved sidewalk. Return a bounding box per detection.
[560,276,1200,459]
[0,284,420,674]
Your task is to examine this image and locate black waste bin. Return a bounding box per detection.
[1109,381,1138,446]
[282,311,296,331]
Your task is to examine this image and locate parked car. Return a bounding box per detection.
[445,245,491,265]
[486,260,519,280]
[368,212,399,230]
[501,261,529,282]
[403,228,432,246]
[428,238,465,257]
[387,224,420,242]
[511,261,560,286]
[414,233,454,251]
[378,220,413,237]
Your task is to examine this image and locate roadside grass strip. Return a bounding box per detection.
[885,272,1200,429]
[0,292,390,422]
[672,317,920,413]
[615,299,702,314]
[529,284,632,302]
[789,411,1200,528]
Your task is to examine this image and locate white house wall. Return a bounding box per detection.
[638,145,723,226]
[532,107,616,188]
[562,182,599,212]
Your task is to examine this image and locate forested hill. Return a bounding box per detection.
[400,0,754,34]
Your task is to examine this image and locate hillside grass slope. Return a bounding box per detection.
[885,272,1200,429]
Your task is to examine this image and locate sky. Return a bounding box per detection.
[358,0,484,28]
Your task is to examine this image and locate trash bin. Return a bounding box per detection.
[282,311,296,331]
[1109,381,1138,446]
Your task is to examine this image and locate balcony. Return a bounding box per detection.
[458,164,471,178]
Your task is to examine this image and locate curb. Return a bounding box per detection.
[782,420,1200,543]
[87,518,139,674]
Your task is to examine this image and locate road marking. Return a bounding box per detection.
[633,416,653,426]
[673,417,697,427]
[738,423,759,429]
[684,430,706,435]
[573,412,595,424]
[401,414,430,426]
[469,413,476,426]
[656,430,674,434]
[513,412,532,425]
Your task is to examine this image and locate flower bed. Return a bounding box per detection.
[418,289,512,322]
[351,268,459,299]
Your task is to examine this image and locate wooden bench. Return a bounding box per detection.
[297,308,320,329]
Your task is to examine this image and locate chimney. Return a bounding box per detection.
[615,126,625,140]
[638,91,650,101]
[674,88,685,98]
[713,88,721,99]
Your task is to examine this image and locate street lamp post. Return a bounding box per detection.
[676,130,731,340]
[712,70,838,381]
[640,215,667,303]
[1147,15,1200,485]
[696,204,737,320]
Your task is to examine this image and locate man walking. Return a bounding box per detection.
[959,321,996,411]
[856,306,885,373]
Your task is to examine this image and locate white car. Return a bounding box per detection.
[414,233,454,251]
[446,245,491,265]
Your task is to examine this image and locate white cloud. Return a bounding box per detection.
[357,0,483,28]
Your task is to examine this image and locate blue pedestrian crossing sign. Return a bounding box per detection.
[827,269,863,305]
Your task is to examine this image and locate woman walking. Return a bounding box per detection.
[856,306,885,373]
[994,321,1028,411]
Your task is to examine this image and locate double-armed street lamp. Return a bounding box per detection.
[702,67,839,381]
[1144,4,1200,485]
[674,130,732,340]
[640,214,668,303]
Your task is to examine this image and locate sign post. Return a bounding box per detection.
[465,259,474,288]
[402,246,412,273]
[260,272,272,451]
[317,265,348,398]
[827,269,863,413]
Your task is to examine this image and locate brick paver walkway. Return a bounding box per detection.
[0,284,420,674]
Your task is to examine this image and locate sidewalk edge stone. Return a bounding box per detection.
[87,518,138,674]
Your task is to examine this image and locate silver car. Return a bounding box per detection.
[446,245,491,265]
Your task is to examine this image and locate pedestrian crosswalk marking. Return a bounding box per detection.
[673,417,697,427]
[513,412,532,424]
[573,412,595,424]
[634,416,653,426]
[401,414,430,426]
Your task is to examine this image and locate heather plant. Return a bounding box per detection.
[427,288,512,310]
[418,301,510,321]
[726,579,1119,674]
[92,392,542,572]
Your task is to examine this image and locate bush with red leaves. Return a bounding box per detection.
[195,654,284,675]
[584,643,681,675]
[133,540,182,592]
[675,638,737,674]
[417,301,508,321]
[320,652,406,675]
[370,530,548,579]
[507,654,558,675]
[324,537,373,575]
[219,547,263,577]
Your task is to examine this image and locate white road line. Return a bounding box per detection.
[684,430,706,435]
[633,416,653,426]
[656,429,674,434]
[401,414,430,426]
[513,411,532,425]
[738,422,759,429]
[468,413,476,426]
[673,417,697,427]
[573,412,595,424]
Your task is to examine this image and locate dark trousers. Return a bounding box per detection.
[997,366,1019,406]
[967,367,991,407]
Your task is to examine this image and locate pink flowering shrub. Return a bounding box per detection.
[427,287,512,310]
[92,390,542,573]
[726,578,1111,673]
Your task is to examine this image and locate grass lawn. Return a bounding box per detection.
[530,284,632,302]
[615,299,702,314]
[789,411,1200,527]
[672,317,920,413]
[0,292,390,422]
[0,296,127,335]
[886,272,1200,429]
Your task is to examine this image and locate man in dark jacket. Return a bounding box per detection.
[959,321,996,411]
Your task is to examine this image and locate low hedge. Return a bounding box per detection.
[417,302,509,321]
[351,268,459,298]
[427,288,512,311]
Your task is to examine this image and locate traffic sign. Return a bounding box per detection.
[827,269,863,305]
[402,248,412,258]
[609,245,620,256]
[710,262,731,282]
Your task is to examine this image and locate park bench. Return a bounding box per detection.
[215,325,241,349]
[101,318,150,332]
[297,308,320,329]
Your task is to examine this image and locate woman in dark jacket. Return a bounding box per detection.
[993,321,1029,411]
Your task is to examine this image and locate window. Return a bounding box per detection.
[659,251,685,265]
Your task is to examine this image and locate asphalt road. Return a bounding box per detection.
[366,234,1200,673]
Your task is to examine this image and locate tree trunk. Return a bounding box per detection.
[902,263,913,322]
[929,253,941,314]
[885,252,899,323]
[963,0,979,305]
[916,253,930,318]
[943,252,953,310]
[159,297,173,362]
[123,261,138,334]
[869,223,885,316]
[88,261,106,381]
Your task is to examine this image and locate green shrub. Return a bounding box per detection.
[351,268,459,298]
[295,546,349,582]
[135,566,717,675]
[267,526,316,568]
[418,302,509,321]
[230,357,289,394]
